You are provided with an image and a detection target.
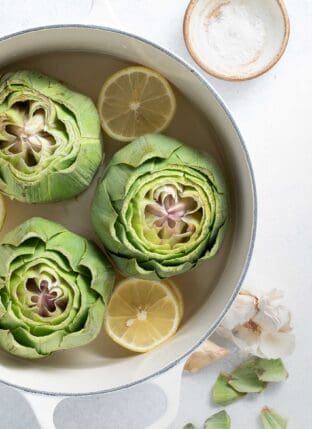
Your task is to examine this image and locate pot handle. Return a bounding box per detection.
[18,389,63,429]
[147,360,185,429]
[18,360,185,429]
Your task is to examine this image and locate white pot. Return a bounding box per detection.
[0,23,256,429]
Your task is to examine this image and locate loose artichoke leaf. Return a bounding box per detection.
[254,358,288,383]
[260,407,288,429]
[183,424,197,429]
[228,359,266,393]
[213,374,245,406]
[204,410,231,429]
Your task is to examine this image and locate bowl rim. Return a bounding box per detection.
[0,23,257,397]
[183,0,290,81]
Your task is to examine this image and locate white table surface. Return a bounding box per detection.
[0,1,311,428]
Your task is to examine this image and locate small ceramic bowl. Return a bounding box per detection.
[184,0,290,81]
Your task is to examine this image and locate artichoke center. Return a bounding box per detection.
[1,102,56,167]
[25,277,67,317]
[144,184,203,247]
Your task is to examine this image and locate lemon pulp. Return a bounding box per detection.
[98,66,176,142]
[105,278,183,353]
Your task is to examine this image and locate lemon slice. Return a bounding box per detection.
[165,280,184,323]
[98,66,176,142]
[0,194,6,231]
[105,278,183,353]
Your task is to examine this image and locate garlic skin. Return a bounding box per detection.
[217,289,295,359]
[184,340,228,373]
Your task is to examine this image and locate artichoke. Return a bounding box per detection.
[0,70,102,203]
[92,134,227,279]
[0,217,114,359]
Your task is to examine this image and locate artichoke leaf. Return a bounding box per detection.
[260,407,288,429]
[204,410,231,429]
[213,373,245,406]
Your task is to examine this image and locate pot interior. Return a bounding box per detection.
[0,27,255,394]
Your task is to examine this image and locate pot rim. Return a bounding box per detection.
[0,23,257,397]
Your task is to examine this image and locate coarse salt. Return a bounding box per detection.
[204,2,266,70]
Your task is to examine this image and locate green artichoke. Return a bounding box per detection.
[0,70,102,203]
[92,134,227,279]
[0,217,114,359]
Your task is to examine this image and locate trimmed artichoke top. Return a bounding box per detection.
[92,134,228,280]
[0,217,114,359]
[0,70,102,203]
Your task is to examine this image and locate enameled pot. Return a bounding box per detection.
[0,21,256,429]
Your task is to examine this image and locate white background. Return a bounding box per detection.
[0,1,311,428]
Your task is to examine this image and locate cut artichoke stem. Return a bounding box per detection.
[144,183,203,248]
[25,276,68,318]
[0,101,56,168]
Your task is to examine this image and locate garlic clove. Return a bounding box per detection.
[230,325,261,355]
[184,340,228,373]
[253,304,292,333]
[255,289,292,333]
[217,288,295,359]
[219,291,258,331]
[259,332,295,359]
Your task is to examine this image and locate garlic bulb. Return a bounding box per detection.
[217,289,295,359]
[184,340,228,373]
